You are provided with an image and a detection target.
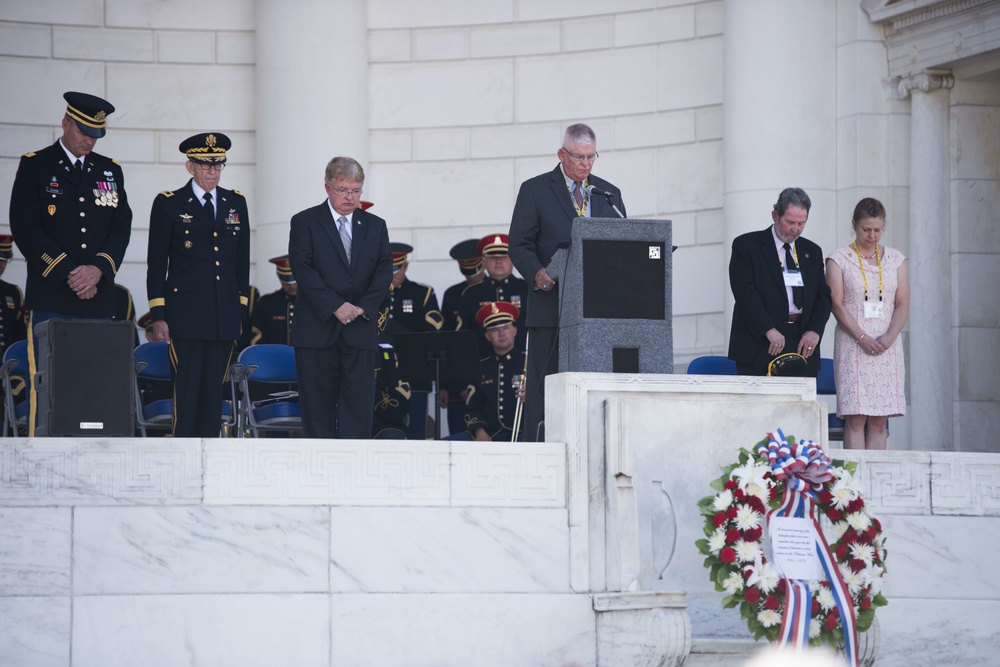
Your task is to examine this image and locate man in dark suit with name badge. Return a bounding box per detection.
[728,187,832,377]
[146,132,251,437]
[508,122,626,441]
[9,91,133,434]
[289,157,392,439]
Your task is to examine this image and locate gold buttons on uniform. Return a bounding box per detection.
[79,197,85,202]
[213,232,218,237]
[216,276,220,281]
[215,261,220,266]
[81,243,87,249]
[214,246,218,251]
[81,228,86,233]
[80,212,85,217]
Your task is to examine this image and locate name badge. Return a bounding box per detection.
[783,270,804,287]
[864,301,884,319]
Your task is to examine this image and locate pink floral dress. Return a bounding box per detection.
[828,246,906,418]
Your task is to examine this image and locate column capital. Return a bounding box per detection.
[895,70,955,98]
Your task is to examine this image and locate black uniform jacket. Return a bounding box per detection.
[9,141,132,316]
[465,347,526,440]
[146,179,250,341]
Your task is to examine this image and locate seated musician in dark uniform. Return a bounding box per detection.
[463,301,526,442]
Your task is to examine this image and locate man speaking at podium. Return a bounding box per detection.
[508,123,626,441]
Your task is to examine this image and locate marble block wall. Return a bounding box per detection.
[547,372,1000,667]
[0,439,593,667]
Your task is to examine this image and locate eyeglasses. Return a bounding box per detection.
[562,149,599,162]
[193,162,226,172]
[327,185,363,197]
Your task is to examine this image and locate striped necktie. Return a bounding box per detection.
[338,216,352,265]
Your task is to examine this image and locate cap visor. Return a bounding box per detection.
[75,121,105,138]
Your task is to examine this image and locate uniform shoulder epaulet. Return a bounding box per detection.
[22,152,36,159]
[160,191,175,198]
[112,158,121,166]
[233,189,244,196]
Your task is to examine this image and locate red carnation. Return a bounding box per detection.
[849,558,866,573]
[726,506,738,519]
[824,613,839,631]
[745,587,761,604]
[835,543,849,560]
[713,512,727,528]
[764,595,780,610]
[817,489,833,504]
[720,547,737,564]
[860,596,872,611]
[769,486,779,501]
[858,529,875,546]
[734,488,746,501]
[826,508,842,522]
[811,599,820,615]
[724,480,737,490]
[847,498,865,513]
[726,529,741,543]
[843,529,859,545]
[872,518,882,532]
[776,579,787,595]
[743,527,763,542]
[747,496,766,514]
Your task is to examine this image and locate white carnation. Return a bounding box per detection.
[722,571,744,595]
[712,489,734,512]
[845,510,872,532]
[708,528,727,556]
[735,539,763,563]
[814,586,836,611]
[735,505,763,531]
[758,610,782,628]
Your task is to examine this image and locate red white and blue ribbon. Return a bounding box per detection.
[757,429,859,666]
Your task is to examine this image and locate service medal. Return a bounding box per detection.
[48,204,56,216]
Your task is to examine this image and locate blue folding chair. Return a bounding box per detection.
[817,358,845,442]
[2,340,29,437]
[231,344,301,437]
[686,355,738,375]
[133,342,234,437]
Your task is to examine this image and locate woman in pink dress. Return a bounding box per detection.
[825,198,909,450]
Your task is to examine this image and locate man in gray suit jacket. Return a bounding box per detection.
[508,123,626,441]
[289,157,392,438]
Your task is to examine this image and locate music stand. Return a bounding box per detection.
[392,330,481,439]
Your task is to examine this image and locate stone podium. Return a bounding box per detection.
[549,218,673,374]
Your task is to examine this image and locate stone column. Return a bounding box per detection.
[899,71,954,451]
[254,0,369,283]
[722,1,838,349]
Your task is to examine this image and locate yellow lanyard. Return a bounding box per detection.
[571,179,589,217]
[852,241,883,302]
[777,243,799,271]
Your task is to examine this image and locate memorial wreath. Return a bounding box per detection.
[696,430,888,664]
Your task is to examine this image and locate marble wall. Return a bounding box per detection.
[3,374,999,665]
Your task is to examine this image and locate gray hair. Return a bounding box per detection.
[324,156,365,184]
[773,187,812,217]
[563,123,596,148]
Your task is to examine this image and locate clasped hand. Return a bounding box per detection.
[335,302,364,325]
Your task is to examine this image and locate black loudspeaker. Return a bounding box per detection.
[581,239,666,319]
[33,319,135,437]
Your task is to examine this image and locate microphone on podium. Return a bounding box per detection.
[586,184,625,219]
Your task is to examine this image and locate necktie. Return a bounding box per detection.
[74,159,83,173]
[572,182,584,209]
[783,243,803,309]
[202,192,213,217]
[338,216,352,265]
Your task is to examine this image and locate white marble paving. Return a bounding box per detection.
[72,594,330,667]
[0,596,70,667]
[328,507,569,593]
[875,599,1000,667]
[0,508,71,595]
[330,593,596,667]
[73,506,330,594]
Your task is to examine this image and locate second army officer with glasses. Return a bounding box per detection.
[146,133,250,437]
